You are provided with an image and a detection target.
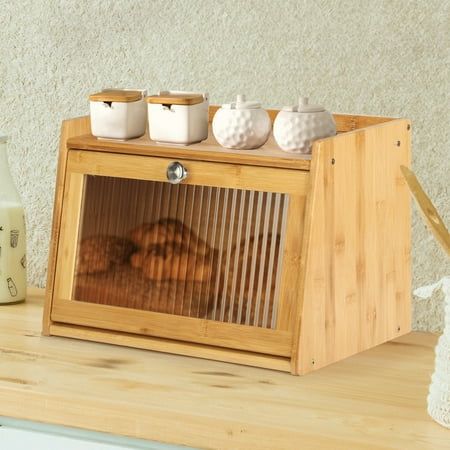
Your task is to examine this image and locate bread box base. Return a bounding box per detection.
[43,107,411,375]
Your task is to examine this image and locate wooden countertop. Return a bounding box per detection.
[0,289,447,450]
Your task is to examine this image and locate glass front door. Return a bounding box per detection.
[50,150,307,356]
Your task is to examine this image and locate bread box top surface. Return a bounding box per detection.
[67,130,312,170]
[66,108,396,171]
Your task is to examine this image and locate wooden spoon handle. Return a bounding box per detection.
[400,165,450,256]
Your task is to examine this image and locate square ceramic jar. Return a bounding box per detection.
[146,91,209,145]
[89,89,147,140]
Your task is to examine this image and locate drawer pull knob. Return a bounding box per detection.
[166,161,188,184]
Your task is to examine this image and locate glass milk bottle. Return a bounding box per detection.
[0,134,26,304]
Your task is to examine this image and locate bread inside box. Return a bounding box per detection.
[74,176,288,329]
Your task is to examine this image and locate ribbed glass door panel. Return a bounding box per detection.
[73,175,289,329]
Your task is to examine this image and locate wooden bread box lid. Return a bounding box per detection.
[146,92,205,106]
[89,90,144,103]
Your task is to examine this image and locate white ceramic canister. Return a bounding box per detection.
[146,91,209,145]
[89,89,147,140]
[212,95,271,150]
[273,97,336,154]
[0,134,26,304]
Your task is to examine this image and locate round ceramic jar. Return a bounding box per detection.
[273,97,336,154]
[212,95,271,150]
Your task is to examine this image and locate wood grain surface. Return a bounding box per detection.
[294,119,412,374]
[67,130,313,171]
[89,90,143,103]
[43,116,91,335]
[1,289,447,450]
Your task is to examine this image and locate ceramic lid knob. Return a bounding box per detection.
[297,96,325,113]
[299,97,309,108]
[231,94,261,109]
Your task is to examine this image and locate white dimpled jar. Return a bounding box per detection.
[212,95,271,150]
[273,97,336,154]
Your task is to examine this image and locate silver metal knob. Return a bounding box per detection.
[166,161,188,184]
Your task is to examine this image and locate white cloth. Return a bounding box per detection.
[415,277,450,428]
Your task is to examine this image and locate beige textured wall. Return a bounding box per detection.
[0,0,448,330]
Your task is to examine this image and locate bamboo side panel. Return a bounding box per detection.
[293,119,411,374]
[43,116,91,335]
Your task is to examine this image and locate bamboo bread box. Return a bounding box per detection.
[43,106,411,375]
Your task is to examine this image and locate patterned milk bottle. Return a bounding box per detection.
[0,134,26,304]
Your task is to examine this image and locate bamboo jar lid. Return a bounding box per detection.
[146,92,205,106]
[89,90,144,103]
